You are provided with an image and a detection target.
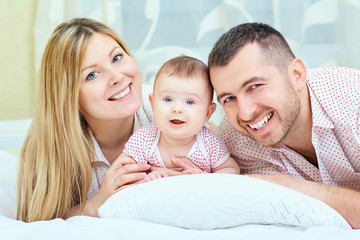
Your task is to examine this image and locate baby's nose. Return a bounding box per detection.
[172,105,183,114]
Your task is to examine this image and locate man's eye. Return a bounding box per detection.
[86,71,98,80]
[223,96,235,104]
[113,54,123,63]
[165,97,172,102]
[186,100,194,105]
[250,84,261,89]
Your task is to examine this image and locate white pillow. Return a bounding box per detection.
[98,174,351,230]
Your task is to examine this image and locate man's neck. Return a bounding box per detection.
[282,85,318,167]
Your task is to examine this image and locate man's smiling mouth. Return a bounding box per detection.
[248,112,273,130]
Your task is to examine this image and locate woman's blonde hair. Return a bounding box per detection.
[17,18,131,222]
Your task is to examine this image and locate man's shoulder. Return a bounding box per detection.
[307,67,360,104]
[307,67,360,126]
[307,67,360,84]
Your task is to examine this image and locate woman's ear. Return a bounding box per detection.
[289,58,307,92]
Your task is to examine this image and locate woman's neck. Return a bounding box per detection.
[90,115,135,164]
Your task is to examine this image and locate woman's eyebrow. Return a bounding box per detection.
[81,46,122,73]
[81,64,97,73]
[109,46,121,57]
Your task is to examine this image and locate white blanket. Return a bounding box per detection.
[1,149,360,240]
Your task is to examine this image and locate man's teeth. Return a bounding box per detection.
[110,86,130,100]
[249,112,273,130]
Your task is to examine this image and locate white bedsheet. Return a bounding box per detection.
[1,149,360,240]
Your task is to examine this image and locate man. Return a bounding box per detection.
[208,22,360,228]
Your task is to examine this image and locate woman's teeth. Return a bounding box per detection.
[109,86,130,100]
[249,112,273,130]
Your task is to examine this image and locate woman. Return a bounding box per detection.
[17,18,152,222]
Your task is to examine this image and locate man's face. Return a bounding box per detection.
[210,43,300,147]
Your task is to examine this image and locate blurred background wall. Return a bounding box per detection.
[1,0,360,124]
[0,0,38,120]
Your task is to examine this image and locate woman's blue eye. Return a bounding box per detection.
[113,54,122,63]
[86,71,98,80]
[165,97,172,102]
[186,100,194,105]
[224,96,235,103]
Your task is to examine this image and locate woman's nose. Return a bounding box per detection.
[109,68,124,86]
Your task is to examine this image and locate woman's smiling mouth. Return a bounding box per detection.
[109,84,131,101]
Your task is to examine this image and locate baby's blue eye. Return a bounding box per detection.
[113,54,122,63]
[165,97,172,102]
[186,100,194,105]
[86,71,98,80]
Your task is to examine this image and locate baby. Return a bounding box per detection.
[123,55,240,181]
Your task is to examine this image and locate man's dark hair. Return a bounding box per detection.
[208,22,295,73]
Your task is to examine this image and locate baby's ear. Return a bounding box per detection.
[149,93,154,109]
[206,102,217,121]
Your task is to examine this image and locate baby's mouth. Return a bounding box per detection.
[170,119,185,124]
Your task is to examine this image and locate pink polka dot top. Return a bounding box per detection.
[124,123,230,173]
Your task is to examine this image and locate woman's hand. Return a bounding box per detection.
[83,153,150,217]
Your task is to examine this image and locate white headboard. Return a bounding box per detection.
[0,119,31,155]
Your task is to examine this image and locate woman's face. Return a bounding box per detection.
[79,33,142,125]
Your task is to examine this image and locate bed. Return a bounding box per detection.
[1,119,359,240]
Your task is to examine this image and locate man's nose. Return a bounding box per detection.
[236,97,256,122]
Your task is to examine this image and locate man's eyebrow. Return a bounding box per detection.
[242,76,267,87]
[217,92,231,103]
[216,76,267,102]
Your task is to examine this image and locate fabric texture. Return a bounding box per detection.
[124,123,230,172]
[87,84,154,198]
[216,67,360,190]
[98,174,351,230]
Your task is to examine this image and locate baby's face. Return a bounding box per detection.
[150,74,215,141]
